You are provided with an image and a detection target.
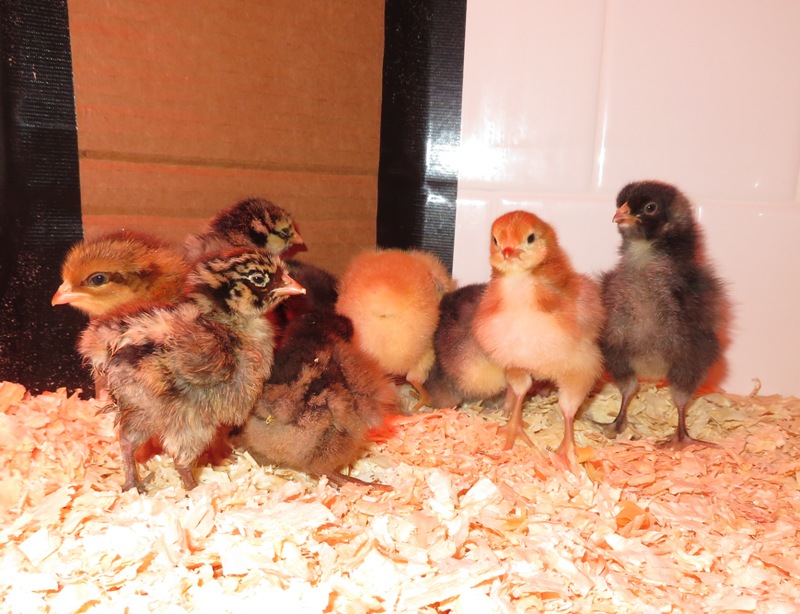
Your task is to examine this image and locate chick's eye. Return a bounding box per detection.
[85,273,109,287]
[526,233,535,244]
[644,201,658,214]
[492,236,498,246]
[247,273,268,287]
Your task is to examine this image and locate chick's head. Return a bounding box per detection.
[52,231,188,317]
[489,210,559,275]
[613,180,695,241]
[209,198,304,255]
[187,248,305,318]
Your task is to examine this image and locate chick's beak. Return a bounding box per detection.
[501,246,518,259]
[613,202,637,226]
[272,272,306,297]
[291,227,305,247]
[51,282,81,306]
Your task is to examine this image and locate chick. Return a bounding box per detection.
[598,180,728,446]
[425,283,507,408]
[52,231,190,403]
[473,211,605,465]
[184,197,304,260]
[79,248,305,492]
[335,248,456,410]
[185,197,335,331]
[52,230,189,317]
[233,310,395,489]
[272,258,339,332]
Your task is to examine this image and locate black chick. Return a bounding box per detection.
[425,284,507,408]
[79,248,305,492]
[232,310,395,489]
[599,180,728,446]
[275,258,339,328]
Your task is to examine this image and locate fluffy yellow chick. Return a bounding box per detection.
[336,248,455,410]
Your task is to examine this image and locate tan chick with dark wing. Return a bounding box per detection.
[473,211,605,466]
[78,248,305,492]
[335,248,456,410]
[232,310,395,489]
[52,230,189,317]
[425,283,507,409]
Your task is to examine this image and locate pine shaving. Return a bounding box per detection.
[1,380,800,612]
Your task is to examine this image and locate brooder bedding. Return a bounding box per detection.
[1,380,799,613]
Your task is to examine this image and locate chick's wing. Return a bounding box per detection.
[162,316,240,386]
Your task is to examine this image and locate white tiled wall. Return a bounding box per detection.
[454,0,800,396]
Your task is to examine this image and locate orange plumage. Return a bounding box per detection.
[336,248,455,410]
[473,211,605,466]
[52,231,189,317]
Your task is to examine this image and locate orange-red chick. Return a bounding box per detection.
[52,230,189,317]
[473,211,605,466]
[335,248,455,410]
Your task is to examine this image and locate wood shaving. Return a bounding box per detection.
[2,380,799,612]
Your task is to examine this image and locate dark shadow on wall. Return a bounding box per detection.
[0,0,91,393]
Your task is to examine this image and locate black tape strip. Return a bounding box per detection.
[377,0,466,272]
[0,0,92,394]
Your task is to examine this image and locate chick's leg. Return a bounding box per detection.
[553,386,583,469]
[408,348,436,411]
[596,343,638,436]
[408,379,432,412]
[327,472,393,492]
[498,370,534,449]
[175,464,198,491]
[164,429,212,491]
[663,386,717,449]
[601,376,638,437]
[554,369,599,470]
[118,426,147,493]
[662,360,717,448]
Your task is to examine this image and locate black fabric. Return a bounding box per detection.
[0,0,91,393]
[377,0,466,272]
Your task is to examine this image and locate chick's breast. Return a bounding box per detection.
[474,273,603,381]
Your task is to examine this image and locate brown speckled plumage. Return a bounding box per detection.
[233,310,395,489]
[184,197,336,336]
[79,248,305,492]
[184,197,304,261]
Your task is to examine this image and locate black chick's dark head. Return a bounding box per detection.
[188,248,305,317]
[614,180,695,242]
[211,198,304,255]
